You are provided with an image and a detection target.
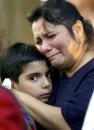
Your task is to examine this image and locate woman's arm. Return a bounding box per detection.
[13,90,71,130]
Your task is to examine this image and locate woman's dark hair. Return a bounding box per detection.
[0,42,51,82]
[27,0,94,42]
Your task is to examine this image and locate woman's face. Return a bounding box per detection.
[32,18,85,71]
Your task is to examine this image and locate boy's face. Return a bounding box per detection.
[12,60,52,103]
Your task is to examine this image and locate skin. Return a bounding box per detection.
[13,18,94,129]
[13,90,71,130]
[32,18,88,76]
[12,60,52,103]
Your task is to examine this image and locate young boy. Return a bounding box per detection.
[0,42,52,130]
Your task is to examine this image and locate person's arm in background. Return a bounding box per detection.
[0,87,26,130]
[13,89,71,130]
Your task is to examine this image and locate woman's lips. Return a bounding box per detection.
[47,52,60,60]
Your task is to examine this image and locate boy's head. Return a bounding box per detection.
[0,42,52,102]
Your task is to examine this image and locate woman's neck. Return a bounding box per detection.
[66,49,94,77]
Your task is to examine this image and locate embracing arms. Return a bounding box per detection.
[13,90,71,130]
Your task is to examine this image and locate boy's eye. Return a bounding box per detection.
[30,76,37,81]
[46,71,51,79]
[29,74,39,81]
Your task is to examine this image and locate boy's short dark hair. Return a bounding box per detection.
[0,42,51,82]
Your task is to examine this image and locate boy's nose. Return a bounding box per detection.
[42,77,50,88]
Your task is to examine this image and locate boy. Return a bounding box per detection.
[0,42,52,130]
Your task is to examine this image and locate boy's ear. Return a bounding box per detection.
[72,20,85,43]
[11,81,18,89]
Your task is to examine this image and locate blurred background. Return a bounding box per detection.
[0,0,40,52]
[0,0,94,51]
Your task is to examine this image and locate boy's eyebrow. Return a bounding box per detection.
[26,69,50,77]
[26,72,41,77]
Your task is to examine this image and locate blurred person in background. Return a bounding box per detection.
[0,86,27,130]
[69,0,94,27]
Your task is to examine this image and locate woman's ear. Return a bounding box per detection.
[72,20,85,44]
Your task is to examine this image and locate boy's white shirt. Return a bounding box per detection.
[2,78,11,89]
[82,91,94,130]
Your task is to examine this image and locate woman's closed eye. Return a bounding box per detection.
[35,40,42,46]
[47,34,56,39]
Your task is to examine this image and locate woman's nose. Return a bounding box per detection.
[41,41,52,54]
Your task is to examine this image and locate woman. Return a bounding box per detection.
[13,0,94,130]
